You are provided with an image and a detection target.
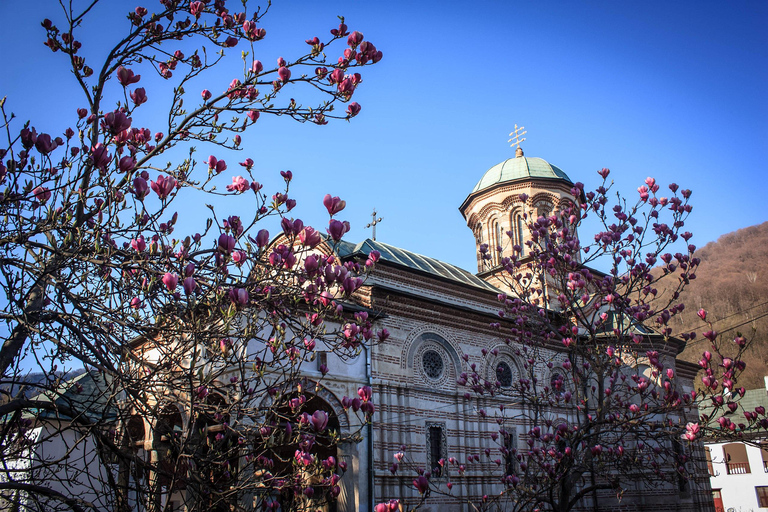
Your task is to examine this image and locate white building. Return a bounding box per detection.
[705,379,768,512]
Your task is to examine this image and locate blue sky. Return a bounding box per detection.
[1,0,766,273]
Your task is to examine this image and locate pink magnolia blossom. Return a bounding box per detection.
[33,186,51,203]
[90,143,112,171]
[255,229,270,248]
[229,287,248,306]
[189,1,204,18]
[207,155,227,174]
[347,31,364,48]
[358,385,372,402]
[116,66,141,86]
[327,219,350,241]
[412,475,429,494]
[598,167,610,179]
[338,77,355,98]
[346,102,361,117]
[150,175,177,200]
[218,233,236,254]
[251,60,263,74]
[329,68,344,84]
[697,308,707,321]
[201,89,212,101]
[34,133,57,154]
[183,277,196,295]
[278,66,291,82]
[299,227,321,248]
[232,250,247,266]
[247,110,259,123]
[683,422,700,441]
[162,273,179,291]
[130,87,147,105]
[118,156,136,173]
[310,410,329,431]
[226,176,249,193]
[323,194,346,215]
[331,23,348,37]
[132,176,149,199]
[131,236,146,252]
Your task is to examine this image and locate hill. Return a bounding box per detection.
[659,221,768,389]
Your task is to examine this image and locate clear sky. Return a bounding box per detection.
[1,0,766,274]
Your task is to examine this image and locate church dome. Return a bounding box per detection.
[470,156,572,194]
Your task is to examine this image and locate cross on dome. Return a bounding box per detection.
[508,124,527,153]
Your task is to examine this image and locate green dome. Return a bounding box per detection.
[470,156,572,194]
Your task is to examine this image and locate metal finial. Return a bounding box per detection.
[508,124,527,150]
[365,208,383,241]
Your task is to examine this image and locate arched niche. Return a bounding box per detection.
[405,331,463,389]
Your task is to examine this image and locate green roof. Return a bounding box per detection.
[30,371,118,423]
[471,156,572,194]
[700,387,768,427]
[334,239,500,293]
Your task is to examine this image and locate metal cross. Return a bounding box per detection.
[508,124,527,149]
[365,209,383,241]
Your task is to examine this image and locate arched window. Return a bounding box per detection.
[516,215,525,256]
[496,361,513,388]
[495,220,503,263]
[155,405,186,491]
[503,431,516,476]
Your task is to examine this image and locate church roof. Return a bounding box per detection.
[470,156,572,194]
[334,239,501,293]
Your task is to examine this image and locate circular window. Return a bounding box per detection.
[422,350,444,380]
[496,362,513,387]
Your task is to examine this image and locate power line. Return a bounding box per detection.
[672,299,768,339]
[682,309,768,349]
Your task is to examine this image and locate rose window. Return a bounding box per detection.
[422,349,444,380]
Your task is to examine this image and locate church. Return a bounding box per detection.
[306,144,716,511]
[4,144,716,512]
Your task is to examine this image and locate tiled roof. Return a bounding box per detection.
[334,239,500,293]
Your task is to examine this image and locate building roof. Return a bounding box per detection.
[29,371,118,423]
[470,156,572,194]
[334,238,501,293]
[701,386,768,429]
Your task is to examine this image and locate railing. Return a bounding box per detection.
[725,462,750,475]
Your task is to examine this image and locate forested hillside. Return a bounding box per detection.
[660,222,768,389]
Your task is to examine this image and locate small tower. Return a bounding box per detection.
[458,136,579,295]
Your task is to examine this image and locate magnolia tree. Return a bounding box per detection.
[0,1,385,511]
[389,173,763,512]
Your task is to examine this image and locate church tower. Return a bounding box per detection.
[458,142,580,296]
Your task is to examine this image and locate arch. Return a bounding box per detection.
[477,202,507,221]
[401,325,464,372]
[546,368,569,398]
[263,392,343,512]
[483,345,523,389]
[259,379,350,432]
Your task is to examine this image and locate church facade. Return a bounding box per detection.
[308,148,716,511]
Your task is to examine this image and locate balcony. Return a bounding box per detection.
[725,462,750,475]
